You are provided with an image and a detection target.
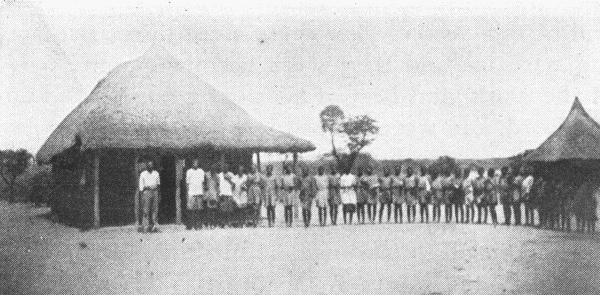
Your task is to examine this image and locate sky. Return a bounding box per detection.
[3,0,600,160]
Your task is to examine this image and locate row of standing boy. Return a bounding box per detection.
[177,159,598,232]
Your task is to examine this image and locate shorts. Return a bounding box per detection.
[392,189,405,204]
[344,204,356,212]
[357,189,368,204]
[282,189,297,206]
[301,198,313,209]
[464,193,474,205]
[405,189,418,205]
[367,189,378,204]
[219,195,235,212]
[187,194,204,210]
[315,190,329,208]
[329,190,342,205]
[477,198,487,207]
[418,189,429,204]
[432,191,443,205]
[379,190,392,203]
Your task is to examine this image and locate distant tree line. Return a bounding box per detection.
[0,149,33,202]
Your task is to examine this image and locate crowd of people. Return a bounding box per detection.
[137,159,599,234]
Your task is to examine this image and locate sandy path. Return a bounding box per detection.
[1,202,599,294]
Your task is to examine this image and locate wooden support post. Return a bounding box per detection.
[256,152,261,172]
[133,153,140,226]
[93,152,100,228]
[219,151,226,170]
[292,152,298,172]
[175,157,184,225]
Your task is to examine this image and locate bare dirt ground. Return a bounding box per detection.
[1,202,599,295]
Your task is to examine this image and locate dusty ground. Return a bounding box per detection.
[1,202,599,295]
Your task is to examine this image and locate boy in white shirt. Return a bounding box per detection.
[217,165,235,227]
[521,168,535,226]
[186,159,205,230]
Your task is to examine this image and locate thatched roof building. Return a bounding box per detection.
[37,45,315,228]
[37,45,314,163]
[526,97,600,162]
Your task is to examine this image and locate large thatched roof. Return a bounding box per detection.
[525,97,600,162]
[36,45,315,163]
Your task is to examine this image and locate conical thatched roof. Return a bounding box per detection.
[525,97,600,162]
[36,45,315,163]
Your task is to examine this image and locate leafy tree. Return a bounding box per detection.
[0,149,33,202]
[430,156,459,176]
[320,105,345,158]
[340,115,379,172]
[319,106,379,173]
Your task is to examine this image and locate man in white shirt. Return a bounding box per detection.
[139,160,161,233]
[186,159,205,230]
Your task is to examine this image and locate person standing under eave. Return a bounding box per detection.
[550,179,566,230]
[573,180,588,232]
[231,166,248,227]
[573,177,598,233]
[537,178,551,229]
[560,179,574,232]
[486,168,499,225]
[355,167,368,224]
[328,166,342,226]
[590,183,599,233]
[204,166,220,229]
[299,167,316,228]
[378,168,394,223]
[417,166,431,223]
[498,167,512,226]
[245,165,263,227]
[340,168,358,225]
[511,168,524,226]
[314,166,330,226]
[293,167,302,222]
[521,168,535,226]
[281,165,298,227]
[529,172,544,228]
[430,171,443,223]
[472,167,486,224]
[217,164,236,228]
[262,165,279,227]
[138,160,161,233]
[185,159,206,230]
[452,168,465,223]
[442,170,455,223]
[392,165,405,223]
[462,168,474,223]
[529,172,545,228]
[365,167,380,223]
[404,167,418,223]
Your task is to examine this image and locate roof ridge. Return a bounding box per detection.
[526,97,600,162]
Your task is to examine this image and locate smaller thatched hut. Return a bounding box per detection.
[526,97,600,162]
[526,97,600,178]
[36,45,315,228]
[524,97,600,227]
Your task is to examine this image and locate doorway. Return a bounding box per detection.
[158,155,176,224]
[99,151,135,226]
